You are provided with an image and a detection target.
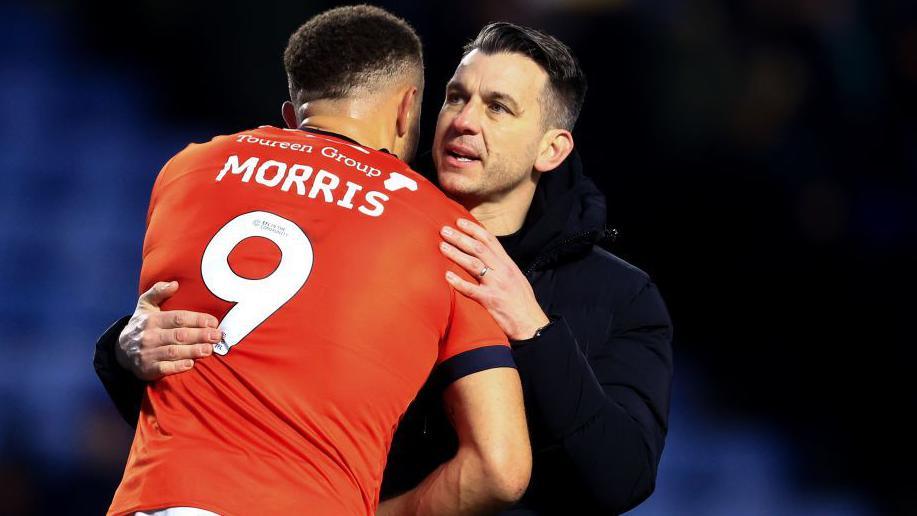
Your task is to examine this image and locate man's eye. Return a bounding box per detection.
[489,103,509,114]
[446,94,464,104]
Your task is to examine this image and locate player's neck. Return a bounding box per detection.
[299,114,393,152]
[463,180,538,237]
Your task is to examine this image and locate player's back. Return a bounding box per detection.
[108,127,508,516]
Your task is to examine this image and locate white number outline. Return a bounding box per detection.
[201,210,313,355]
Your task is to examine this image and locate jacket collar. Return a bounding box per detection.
[509,151,613,273]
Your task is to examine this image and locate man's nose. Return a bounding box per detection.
[452,102,481,134]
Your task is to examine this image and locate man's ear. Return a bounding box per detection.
[282,101,299,129]
[534,129,574,173]
[396,86,418,137]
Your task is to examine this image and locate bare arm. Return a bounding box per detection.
[377,367,531,515]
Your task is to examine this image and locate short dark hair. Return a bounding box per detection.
[284,5,423,102]
[464,22,587,131]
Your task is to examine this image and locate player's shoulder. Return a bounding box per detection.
[392,174,475,230]
[336,148,471,229]
[178,125,303,150]
[427,191,475,225]
[162,126,317,170]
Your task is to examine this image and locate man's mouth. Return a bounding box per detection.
[443,143,481,166]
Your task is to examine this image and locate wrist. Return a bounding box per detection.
[509,315,552,342]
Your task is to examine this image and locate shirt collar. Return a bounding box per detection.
[298,126,394,156]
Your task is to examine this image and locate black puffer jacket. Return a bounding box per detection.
[381,151,674,515]
[93,151,673,515]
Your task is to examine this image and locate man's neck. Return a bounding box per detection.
[464,181,538,236]
[300,114,391,152]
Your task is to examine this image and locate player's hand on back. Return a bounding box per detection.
[117,281,221,381]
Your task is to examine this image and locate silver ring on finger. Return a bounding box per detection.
[479,265,491,278]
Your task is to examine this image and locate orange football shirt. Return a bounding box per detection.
[108,126,513,516]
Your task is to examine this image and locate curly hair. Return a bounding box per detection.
[284,5,423,102]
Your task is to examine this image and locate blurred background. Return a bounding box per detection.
[1,0,914,514]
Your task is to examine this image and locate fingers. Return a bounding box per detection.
[157,310,220,330]
[441,225,492,261]
[445,270,483,300]
[441,225,486,255]
[152,342,215,363]
[455,218,492,245]
[136,283,219,329]
[119,284,222,380]
[135,341,215,381]
[138,281,179,310]
[119,315,221,380]
[154,359,196,377]
[440,241,491,280]
[456,218,511,258]
[158,327,223,346]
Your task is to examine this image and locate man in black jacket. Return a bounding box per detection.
[95,22,673,515]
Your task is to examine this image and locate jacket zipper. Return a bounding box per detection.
[523,226,617,275]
